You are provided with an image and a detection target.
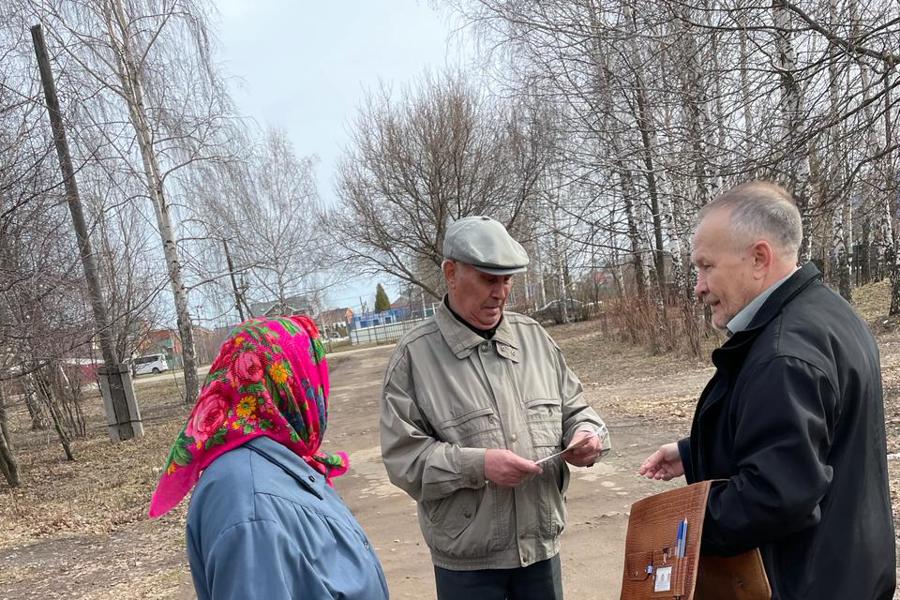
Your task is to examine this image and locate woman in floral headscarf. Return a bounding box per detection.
[149,315,388,600]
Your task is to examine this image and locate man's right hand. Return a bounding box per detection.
[484,449,542,487]
[638,442,684,481]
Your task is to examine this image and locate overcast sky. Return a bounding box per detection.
[214,0,471,310]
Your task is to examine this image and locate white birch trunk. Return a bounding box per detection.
[738,16,755,157]
[847,0,890,278]
[883,68,900,314]
[773,0,815,262]
[103,0,198,403]
[620,162,648,301]
[548,184,569,323]
[704,1,726,192]
[624,5,665,293]
[664,188,688,303]
[828,0,852,300]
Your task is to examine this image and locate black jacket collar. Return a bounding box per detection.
[713,262,821,369]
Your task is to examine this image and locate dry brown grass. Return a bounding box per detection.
[854,279,892,322]
[0,377,194,599]
[2,282,898,598]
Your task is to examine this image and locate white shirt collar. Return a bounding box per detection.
[726,268,798,335]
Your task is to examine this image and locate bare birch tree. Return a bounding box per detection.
[443,0,900,337]
[332,71,552,298]
[13,0,235,402]
[192,126,331,317]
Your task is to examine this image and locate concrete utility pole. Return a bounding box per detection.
[31,24,142,441]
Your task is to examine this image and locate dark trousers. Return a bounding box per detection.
[434,555,563,600]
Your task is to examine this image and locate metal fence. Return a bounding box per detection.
[349,316,429,345]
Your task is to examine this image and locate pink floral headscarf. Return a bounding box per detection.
[148,315,348,518]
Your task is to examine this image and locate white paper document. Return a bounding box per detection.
[534,445,580,465]
[654,566,673,592]
[534,424,608,465]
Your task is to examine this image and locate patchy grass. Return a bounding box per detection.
[2,284,899,598]
[854,279,892,322]
[0,380,189,547]
[0,379,194,599]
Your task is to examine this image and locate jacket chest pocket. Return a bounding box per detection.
[524,398,563,450]
[440,407,501,447]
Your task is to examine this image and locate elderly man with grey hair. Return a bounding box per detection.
[640,181,895,599]
[380,216,609,600]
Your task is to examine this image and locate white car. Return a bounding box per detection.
[131,354,169,376]
[328,331,350,344]
[532,299,586,324]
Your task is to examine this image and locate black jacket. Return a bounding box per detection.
[678,263,895,600]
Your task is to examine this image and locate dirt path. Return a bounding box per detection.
[3,322,898,599]
[0,343,687,600]
[326,345,684,600]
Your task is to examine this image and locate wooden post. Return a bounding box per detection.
[223,238,245,321]
[31,24,141,441]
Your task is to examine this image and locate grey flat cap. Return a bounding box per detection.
[443,216,529,275]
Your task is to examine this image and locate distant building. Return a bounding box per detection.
[350,307,408,330]
[317,307,353,338]
[388,293,438,320]
[192,327,218,365]
[390,295,410,311]
[138,329,181,368]
[137,326,219,367]
[249,294,315,318]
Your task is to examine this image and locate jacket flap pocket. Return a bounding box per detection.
[524,397,560,410]
[442,407,494,428]
[625,550,653,581]
[525,399,563,447]
[423,488,478,539]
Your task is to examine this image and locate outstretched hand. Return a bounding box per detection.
[563,429,604,467]
[638,442,684,481]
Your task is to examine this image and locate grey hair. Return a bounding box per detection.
[699,181,802,260]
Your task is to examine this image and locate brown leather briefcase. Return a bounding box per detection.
[620,480,771,600]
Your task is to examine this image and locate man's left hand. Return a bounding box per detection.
[563,429,604,467]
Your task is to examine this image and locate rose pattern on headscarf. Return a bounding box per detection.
[149,315,348,518]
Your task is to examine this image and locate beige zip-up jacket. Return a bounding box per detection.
[380,302,609,570]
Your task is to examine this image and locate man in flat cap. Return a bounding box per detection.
[380,216,609,599]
